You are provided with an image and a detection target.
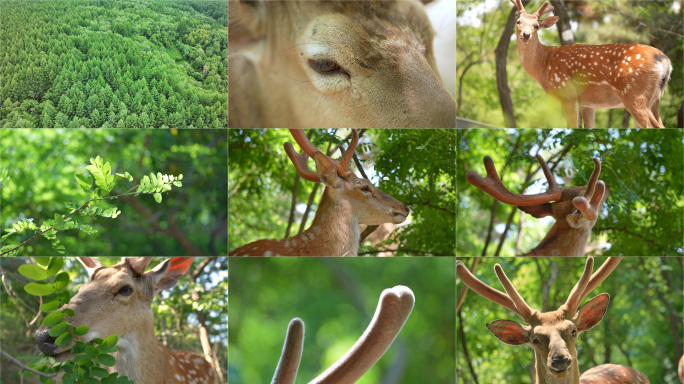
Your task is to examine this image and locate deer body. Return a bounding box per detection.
[467,156,608,256]
[229,0,455,128]
[457,257,650,384]
[35,258,215,384]
[229,129,409,257]
[511,0,672,128]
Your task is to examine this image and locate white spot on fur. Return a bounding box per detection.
[636,53,641,59]
[263,251,273,256]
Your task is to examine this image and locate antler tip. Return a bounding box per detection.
[381,285,415,309]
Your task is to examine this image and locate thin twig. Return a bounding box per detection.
[0,349,56,380]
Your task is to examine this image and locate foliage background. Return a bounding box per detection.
[228,129,455,256]
[457,129,684,256]
[457,256,684,384]
[0,0,227,128]
[0,129,227,256]
[0,256,227,383]
[456,0,683,128]
[229,257,455,384]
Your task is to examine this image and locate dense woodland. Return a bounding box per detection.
[457,0,683,128]
[458,129,684,256]
[457,257,683,384]
[0,0,228,128]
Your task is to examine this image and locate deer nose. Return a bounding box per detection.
[551,355,571,371]
[403,204,410,214]
[522,33,531,40]
[35,326,58,356]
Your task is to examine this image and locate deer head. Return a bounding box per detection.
[271,285,414,384]
[466,155,609,256]
[230,129,409,256]
[229,0,455,128]
[34,257,215,384]
[457,257,622,384]
[511,0,558,45]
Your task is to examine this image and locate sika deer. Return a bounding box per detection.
[466,155,608,256]
[229,129,410,256]
[229,0,456,128]
[511,0,672,128]
[457,257,650,384]
[35,257,216,384]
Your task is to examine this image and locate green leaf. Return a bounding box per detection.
[55,331,72,346]
[49,321,69,337]
[98,354,116,367]
[172,181,182,187]
[101,334,118,349]
[18,264,49,280]
[85,345,99,358]
[75,174,93,192]
[40,299,61,313]
[25,282,55,296]
[54,272,70,290]
[42,311,64,327]
[47,257,64,275]
[63,308,75,317]
[92,367,110,378]
[153,193,162,203]
[74,326,89,336]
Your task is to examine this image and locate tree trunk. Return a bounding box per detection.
[495,4,524,128]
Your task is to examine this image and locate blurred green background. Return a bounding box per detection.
[229,129,455,256]
[457,256,683,384]
[229,257,456,383]
[0,129,227,256]
[457,129,684,256]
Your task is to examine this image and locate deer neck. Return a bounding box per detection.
[516,36,553,87]
[524,220,593,257]
[534,351,581,384]
[296,189,360,256]
[111,312,167,384]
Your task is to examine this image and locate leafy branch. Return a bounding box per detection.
[1,156,183,256]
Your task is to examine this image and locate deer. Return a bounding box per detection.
[456,257,651,384]
[271,285,414,384]
[466,154,608,256]
[510,0,672,128]
[34,257,216,384]
[228,0,456,128]
[229,129,410,256]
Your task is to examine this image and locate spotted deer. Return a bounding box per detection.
[229,129,410,256]
[35,257,216,384]
[271,285,414,384]
[229,0,456,128]
[466,155,608,256]
[457,257,650,384]
[511,0,672,128]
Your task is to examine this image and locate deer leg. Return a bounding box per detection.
[650,99,665,128]
[580,107,595,129]
[624,96,656,128]
[561,100,579,128]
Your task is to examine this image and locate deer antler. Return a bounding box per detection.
[533,1,554,18]
[567,158,606,226]
[458,257,622,323]
[509,0,525,13]
[271,286,414,384]
[456,261,536,323]
[284,129,360,182]
[466,155,562,206]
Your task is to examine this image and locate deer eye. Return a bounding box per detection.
[532,338,540,344]
[309,59,343,74]
[116,286,133,296]
[361,186,372,193]
[535,24,540,29]
[572,330,577,337]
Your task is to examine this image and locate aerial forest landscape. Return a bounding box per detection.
[0,0,228,128]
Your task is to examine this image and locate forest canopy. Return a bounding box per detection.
[0,0,227,128]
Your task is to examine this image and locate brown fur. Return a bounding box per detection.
[580,364,651,384]
[34,259,215,384]
[229,0,455,128]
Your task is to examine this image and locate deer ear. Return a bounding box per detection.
[486,319,530,345]
[574,293,610,332]
[149,257,194,294]
[518,203,553,218]
[540,16,559,28]
[313,152,342,188]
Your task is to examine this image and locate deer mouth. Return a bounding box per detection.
[392,212,408,223]
[549,367,569,378]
